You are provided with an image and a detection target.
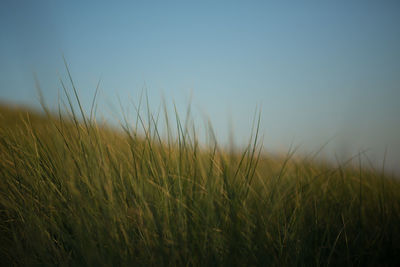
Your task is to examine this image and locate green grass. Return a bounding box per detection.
[1,79,400,266]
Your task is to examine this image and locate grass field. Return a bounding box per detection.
[1,81,400,266]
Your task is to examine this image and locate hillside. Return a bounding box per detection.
[1,103,400,266]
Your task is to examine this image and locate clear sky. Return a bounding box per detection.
[1,1,399,173]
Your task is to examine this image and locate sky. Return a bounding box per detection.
[1,1,399,174]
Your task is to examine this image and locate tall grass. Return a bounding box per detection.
[0,73,400,266]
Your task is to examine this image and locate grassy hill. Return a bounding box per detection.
[1,100,399,266]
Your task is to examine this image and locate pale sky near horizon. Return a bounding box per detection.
[1,1,399,174]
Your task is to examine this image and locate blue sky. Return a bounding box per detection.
[1,1,399,173]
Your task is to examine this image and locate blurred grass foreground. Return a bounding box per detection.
[1,74,400,266]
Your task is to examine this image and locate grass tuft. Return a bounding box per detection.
[0,75,400,266]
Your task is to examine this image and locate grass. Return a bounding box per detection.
[0,75,400,266]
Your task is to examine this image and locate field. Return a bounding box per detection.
[1,85,400,266]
